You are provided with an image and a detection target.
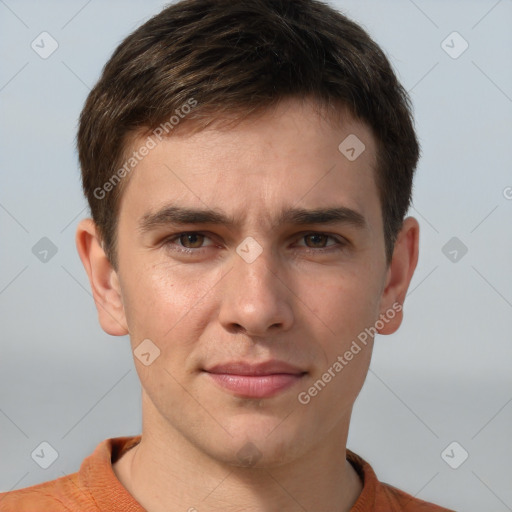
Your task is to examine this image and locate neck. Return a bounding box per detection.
[113,396,362,512]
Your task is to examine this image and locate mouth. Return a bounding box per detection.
[203,361,307,399]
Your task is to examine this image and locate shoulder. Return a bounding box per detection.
[0,436,141,512]
[377,482,457,511]
[346,449,456,512]
[0,471,95,512]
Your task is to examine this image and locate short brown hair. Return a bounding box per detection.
[78,0,420,268]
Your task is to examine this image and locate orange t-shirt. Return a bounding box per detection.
[0,435,455,511]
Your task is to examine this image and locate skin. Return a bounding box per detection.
[76,98,419,512]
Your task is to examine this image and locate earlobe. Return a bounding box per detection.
[75,218,129,336]
[377,216,420,335]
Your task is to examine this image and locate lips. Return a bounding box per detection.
[203,361,307,398]
[206,361,305,376]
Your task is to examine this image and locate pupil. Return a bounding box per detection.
[182,234,202,248]
[308,234,325,247]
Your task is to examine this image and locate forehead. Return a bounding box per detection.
[117,99,380,231]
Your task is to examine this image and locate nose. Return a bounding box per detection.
[217,243,294,337]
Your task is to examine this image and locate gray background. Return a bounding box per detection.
[0,1,511,510]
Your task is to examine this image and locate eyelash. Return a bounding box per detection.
[162,232,347,255]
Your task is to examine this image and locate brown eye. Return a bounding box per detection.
[179,233,205,248]
[304,233,330,248]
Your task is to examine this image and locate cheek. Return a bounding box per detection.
[305,267,382,409]
[120,257,220,344]
[302,266,383,345]
[296,277,378,416]
[299,344,373,429]
[119,265,178,336]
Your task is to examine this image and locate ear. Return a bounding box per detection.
[75,218,129,336]
[377,216,419,335]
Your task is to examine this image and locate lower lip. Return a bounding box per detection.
[205,372,305,398]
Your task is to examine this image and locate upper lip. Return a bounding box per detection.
[204,361,306,376]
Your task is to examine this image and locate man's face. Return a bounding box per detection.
[114,99,391,466]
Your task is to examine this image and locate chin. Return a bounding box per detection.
[205,414,311,469]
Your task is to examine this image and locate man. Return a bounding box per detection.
[0,0,455,510]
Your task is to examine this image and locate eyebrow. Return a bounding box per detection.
[138,205,367,233]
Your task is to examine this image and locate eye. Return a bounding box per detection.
[177,233,207,249]
[295,232,345,251]
[162,232,215,253]
[161,231,347,257]
[301,233,336,248]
